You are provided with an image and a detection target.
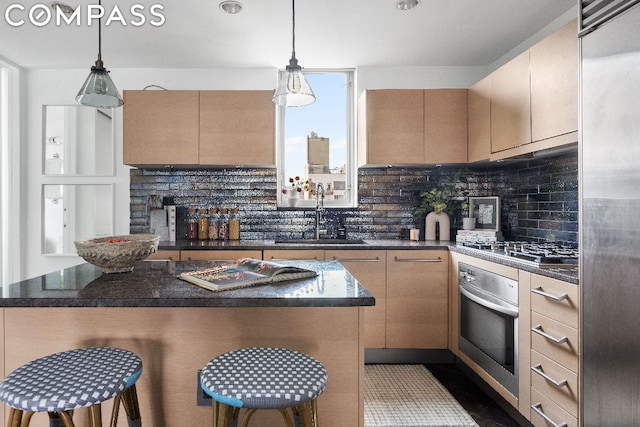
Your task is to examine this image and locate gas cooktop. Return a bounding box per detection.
[459,241,579,268]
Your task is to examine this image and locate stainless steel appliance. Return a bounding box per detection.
[581,1,640,425]
[458,262,519,396]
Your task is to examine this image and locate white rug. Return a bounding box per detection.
[364,364,479,427]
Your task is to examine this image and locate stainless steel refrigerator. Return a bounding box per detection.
[581,1,640,425]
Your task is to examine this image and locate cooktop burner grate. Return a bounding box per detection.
[460,241,579,267]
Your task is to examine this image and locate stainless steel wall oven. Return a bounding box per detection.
[458,262,519,397]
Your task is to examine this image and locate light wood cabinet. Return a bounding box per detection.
[424,89,468,163]
[467,75,491,163]
[386,250,448,349]
[263,250,325,261]
[180,250,262,261]
[199,91,275,166]
[357,90,424,166]
[326,250,387,348]
[529,274,579,427]
[357,89,467,166]
[123,90,200,166]
[490,50,531,153]
[530,20,578,143]
[123,90,275,167]
[147,250,180,261]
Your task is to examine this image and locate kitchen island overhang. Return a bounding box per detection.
[0,260,373,426]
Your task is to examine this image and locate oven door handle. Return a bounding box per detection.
[459,283,519,318]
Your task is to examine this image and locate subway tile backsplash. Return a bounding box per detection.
[130,150,578,244]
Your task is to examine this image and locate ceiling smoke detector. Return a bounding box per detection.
[396,0,420,11]
[50,2,75,17]
[219,1,243,14]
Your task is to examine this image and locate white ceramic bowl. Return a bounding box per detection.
[74,234,160,273]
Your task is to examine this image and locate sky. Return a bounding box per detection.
[283,72,348,181]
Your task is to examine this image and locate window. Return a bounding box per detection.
[277,69,356,208]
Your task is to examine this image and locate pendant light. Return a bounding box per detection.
[76,0,123,108]
[272,0,315,107]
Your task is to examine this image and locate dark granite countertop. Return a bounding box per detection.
[161,239,453,251]
[449,245,579,285]
[160,239,579,284]
[1,260,375,308]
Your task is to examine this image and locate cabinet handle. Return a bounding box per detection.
[531,402,568,427]
[531,364,568,388]
[531,324,568,345]
[394,256,441,262]
[332,256,379,262]
[531,287,568,301]
[270,257,318,261]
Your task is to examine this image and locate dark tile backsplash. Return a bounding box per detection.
[130,150,578,244]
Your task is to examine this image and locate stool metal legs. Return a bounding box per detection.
[5,385,141,427]
[211,400,320,427]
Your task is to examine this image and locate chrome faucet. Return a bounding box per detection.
[315,183,327,240]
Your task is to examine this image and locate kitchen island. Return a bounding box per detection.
[0,260,374,426]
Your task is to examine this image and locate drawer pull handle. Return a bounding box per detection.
[531,287,568,301]
[332,257,380,262]
[270,257,318,261]
[531,364,568,388]
[531,325,568,345]
[531,402,568,427]
[394,256,442,262]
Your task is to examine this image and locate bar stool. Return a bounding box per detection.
[200,347,328,427]
[0,347,142,427]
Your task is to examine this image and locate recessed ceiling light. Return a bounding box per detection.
[396,0,420,11]
[219,1,243,14]
[50,1,75,17]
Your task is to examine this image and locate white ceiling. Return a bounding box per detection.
[0,0,576,70]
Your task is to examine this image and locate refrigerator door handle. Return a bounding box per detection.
[531,287,568,301]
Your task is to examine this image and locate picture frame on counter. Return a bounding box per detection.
[469,196,500,231]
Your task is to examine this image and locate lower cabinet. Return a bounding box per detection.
[326,250,387,348]
[529,274,580,427]
[386,250,449,349]
[147,250,180,261]
[180,250,262,261]
[262,250,325,261]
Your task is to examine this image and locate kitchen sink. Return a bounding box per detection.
[275,238,367,245]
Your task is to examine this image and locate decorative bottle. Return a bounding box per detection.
[197,208,209,240]
[186,207,198,240]
[208,208,220,240]
[228,208,240,240]
[219,208,229,241]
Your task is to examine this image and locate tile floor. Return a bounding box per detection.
[427,364,527,427]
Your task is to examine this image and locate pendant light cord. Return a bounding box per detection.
[97,0,102,61]
[291,0,296,58]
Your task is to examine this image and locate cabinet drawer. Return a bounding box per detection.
[531,275,578,328]
[263,250,324,261]
[147,250,180,261]
[180,250,262,261]
[530,387,578,427]
[531,312,579,373]
[531,350,578,417]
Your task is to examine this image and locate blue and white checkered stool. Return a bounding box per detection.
[200,347,328,427]
[0,347,142,427]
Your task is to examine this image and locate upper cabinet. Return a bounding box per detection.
[123,91,200,166]
[530,20,579,143]
[490,50,532,153]
[489,19,578,159]
[358,89,467,166]
[123,90,275,167]
[467,75,492,163]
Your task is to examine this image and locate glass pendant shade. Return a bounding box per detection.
[76,58,124,108]
[273,57,315,107]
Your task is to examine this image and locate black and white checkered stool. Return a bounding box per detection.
[200,347,328,427]
[0,347,142,427]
